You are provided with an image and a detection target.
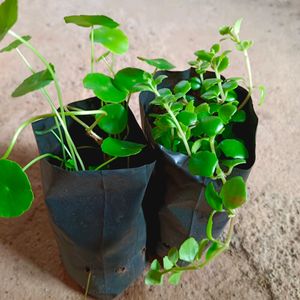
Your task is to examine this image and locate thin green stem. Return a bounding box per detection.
[90,26,95,73]
[8,30,84,170]
[164,104,192,156]
[22,153,63,172]
[238,49,253,110]
[87,113,107,132]
[1,110,106,160]
[214,69,226,103]
[16,48,67,162]
[95,156,118,171]
[209,136,226,184]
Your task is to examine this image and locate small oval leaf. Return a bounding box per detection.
[179,237,199,262]
[189,151,218,177]
[138,57,175,70]
[64,15,119,28]
[218,139,248,159]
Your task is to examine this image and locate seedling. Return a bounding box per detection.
[0,0,152,218]
[140,19,265,285]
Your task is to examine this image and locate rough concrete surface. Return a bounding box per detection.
[0,0,299,299]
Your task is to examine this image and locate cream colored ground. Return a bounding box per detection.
[0,0,299,299]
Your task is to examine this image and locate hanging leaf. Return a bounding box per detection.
[150,259,161,271]
[64,15,119,28]
[218,139,248,159]
[205,182,223,211]
[0,35,31,53]
[218,103,237,124]
[137,56,175,70]
[163,256,174,270]
[168,272,182,285]
[189,151,218,177]
[93,27,128,55]
[179,237,199,262]
[220,176,247,209]
[0,159,34,218]
[83,73,128,103]
[114,67,149,93]
[0,0,18,42]
[97,103,128,134]
[145,270,163,285]
[206,241,223,261]
[11,64,55,97]
[206,211,216,241]
[101,137,144,157]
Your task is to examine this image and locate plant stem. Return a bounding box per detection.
[90,26,95,73]
[8,30,84,170]
[238,49,253,110]
[22,153,63,172]
[16,48,67,162]
[214,69,226,103]
[209,136,226,184]
[95,156,118,171]
[1,110,106,160]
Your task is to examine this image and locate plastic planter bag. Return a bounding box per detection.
[32,97,155,299]
[140,69,258,257]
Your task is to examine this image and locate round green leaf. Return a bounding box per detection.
[64,15,119,28]
[231,110,246,122]
[114,68,149,92]
[174,80,191,95]
[179,237,199,262]
[137,57,175,70]
[218,139,248,159]
[83,73,128,103]
[218,103,237,124]
[177,111,197,126]
[150,259,161,271]
[190,77,201,90]
[0,159,33,218]
[220,176,247,209]
[97,103,127,134]
[93,27,129,55]
[205,182,223,211]
[101,137,144,157]
[222,80,238,92]
[198,116,224,137]
[189,151,218,177]
[217,56,229,72]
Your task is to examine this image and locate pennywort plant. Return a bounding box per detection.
[0,0,152,218]
[143,19,265,285]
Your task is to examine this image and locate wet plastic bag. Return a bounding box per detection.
[140,69,258,257]
[32,97,155,299]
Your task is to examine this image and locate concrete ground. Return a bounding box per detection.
[0,0,299,299]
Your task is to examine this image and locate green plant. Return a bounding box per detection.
[0,0,153,218]
[141,19,265,285]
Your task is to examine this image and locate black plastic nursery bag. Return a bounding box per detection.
[140,69,258,257]
[32,97,155,299]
